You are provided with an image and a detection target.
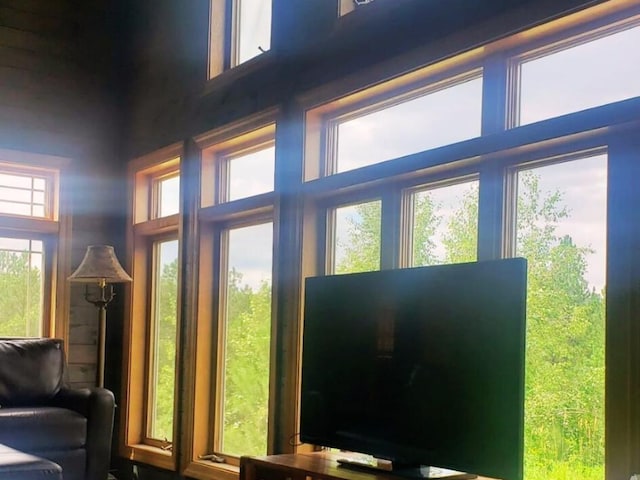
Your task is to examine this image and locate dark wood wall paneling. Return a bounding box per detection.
[0,0,126,390]
[124,0,605,158]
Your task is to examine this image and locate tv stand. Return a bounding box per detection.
[336,456,475,479]
[240,452,495,480]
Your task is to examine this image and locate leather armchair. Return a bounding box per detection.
[0,338,115,480]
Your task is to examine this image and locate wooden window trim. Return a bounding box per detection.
[142,233,180,448]
[0,149,71,343]
[297,5,640,477]
[183,114,278,480]
[208,0,272,81]
[121,146,182,471]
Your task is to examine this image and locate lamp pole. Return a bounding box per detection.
[84,280,115,388]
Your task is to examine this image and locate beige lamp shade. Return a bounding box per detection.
[68,245,132,283]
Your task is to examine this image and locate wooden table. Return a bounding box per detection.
[240,452,497,480]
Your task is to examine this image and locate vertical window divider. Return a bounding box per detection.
[380,187,401,270]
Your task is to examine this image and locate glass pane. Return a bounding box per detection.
[335,76,482,173]
[0,238,44,337]
[236,0,271,65]
[0,173,47,218]
[515,155,607,480]
[0,201,30,217]
[226,146,275,201]
[333,200,381,274]
[410,180,478,267]
[518,24,640,125]
[157,175,180,218]
[221,222,273,456]
[0,173,31,189]
[147,239,179,442]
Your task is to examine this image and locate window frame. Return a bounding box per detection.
[182,110,279,480]
[298,3,640,478]
[0,148,71,343]
[121,143,183,470]
[208,0,272,80]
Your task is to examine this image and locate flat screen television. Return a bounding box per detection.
[300,258,527,480]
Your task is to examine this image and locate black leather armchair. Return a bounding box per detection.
[0,338,115,480]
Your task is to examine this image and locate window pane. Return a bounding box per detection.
[147,239,179,442]
[333,200,381,274]
[0,238,43,337]
[0,173,48,218]
[515,155,606,479]
[517,24,640,125]
[335,76,482,173]
[235,0,271,65]
[410,180,478,267]
[221,222,273,456]
[226,146,275,202]
[156,175,180,218]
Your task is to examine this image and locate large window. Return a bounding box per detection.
[123,147,181,469]
[0,152,69,341]
[122,4,640,480]
[300,5,640,480]
[209,0,272,78]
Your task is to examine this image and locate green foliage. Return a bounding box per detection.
[336,201,382,273]
[151,258,179,442]
[337,174,604,478]
[149,171,605,477]
[222,274,271,456]
[0,250,42,337]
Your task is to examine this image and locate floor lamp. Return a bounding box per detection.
[69,245,132,388]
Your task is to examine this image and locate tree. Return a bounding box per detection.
[338,173,605,480]
[0,250,42,337]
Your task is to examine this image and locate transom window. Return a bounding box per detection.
[329,72,483,174]
[208,0,272,79]
[512,17,640,126]
[0,172,48,218]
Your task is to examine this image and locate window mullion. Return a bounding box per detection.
[380,188,401,270]
[477,53,509,261]
[481,53,509,136]
[477,164,508,261]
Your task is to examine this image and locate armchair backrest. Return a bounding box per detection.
[0,338,65,407]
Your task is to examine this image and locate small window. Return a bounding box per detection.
[0,172,49,218]
[330,73,482,174]
[0,237,44,337]
[146,238,179,444]
[209,0,272,79]
[233,0,271,66]
[339,0,376,16]
[155,174,180,219]
[222,144,275,202]
[200,122,276,208]
[514,21,640,126]
[330,200,382,274]
[407,179,479,267]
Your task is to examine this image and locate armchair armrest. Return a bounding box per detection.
[51,387,115,480]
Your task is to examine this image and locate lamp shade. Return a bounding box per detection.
[68,245,132,283]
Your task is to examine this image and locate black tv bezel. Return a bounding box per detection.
[299,258,527,480]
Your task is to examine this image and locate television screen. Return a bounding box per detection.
[300,258,527,480]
